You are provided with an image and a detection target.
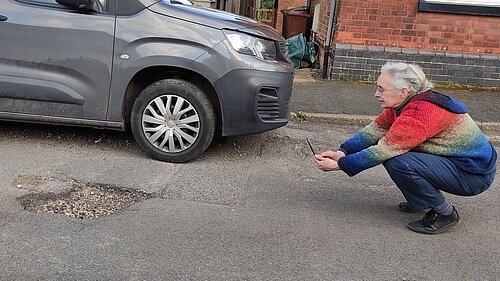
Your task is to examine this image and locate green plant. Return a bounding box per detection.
[365,73,376,83]
[292,110,306,123]
[337,68,353,82]
[260,0,274,9]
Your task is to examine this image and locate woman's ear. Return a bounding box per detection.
[399,88,408,99]
[400,88,410,99]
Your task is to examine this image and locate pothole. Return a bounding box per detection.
[16,177,155,219]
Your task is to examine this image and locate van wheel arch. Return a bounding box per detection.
[123,67,222,135]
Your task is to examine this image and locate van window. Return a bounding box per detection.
[16,0,108,13]
[27,0,56,3]
[170,0,194,6]
[17,0,60,4]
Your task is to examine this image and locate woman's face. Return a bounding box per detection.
[375,73,408,108]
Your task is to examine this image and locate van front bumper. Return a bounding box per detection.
[213,69,294,136]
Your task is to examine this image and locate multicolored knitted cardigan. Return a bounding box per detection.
[337,90,497,177]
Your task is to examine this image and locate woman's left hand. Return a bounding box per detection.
[313,154,341,171]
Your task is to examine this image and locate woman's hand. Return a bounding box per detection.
[319,150,346,161]
[313,152,342,172]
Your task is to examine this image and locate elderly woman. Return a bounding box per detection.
[314,62,497,234]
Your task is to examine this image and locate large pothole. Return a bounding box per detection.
[16,176,155,219]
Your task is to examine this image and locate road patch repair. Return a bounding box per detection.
[14,175,155,219]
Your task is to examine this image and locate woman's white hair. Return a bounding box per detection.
[380,62,433,96]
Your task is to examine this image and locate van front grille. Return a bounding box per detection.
[257,88,280,121]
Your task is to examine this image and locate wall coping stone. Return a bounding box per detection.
[462,53,482,59]
[334,44,500,61]
[367,46,385,52]
[417,50,437,56]
[335,44,351,50]
[481,54,500,60]
[402,49,419,55]
[350,45,369,51]
[445,52,463,58]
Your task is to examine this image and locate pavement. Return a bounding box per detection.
[290,68,500,141]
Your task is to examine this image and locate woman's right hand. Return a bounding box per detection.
[319,150,346,161]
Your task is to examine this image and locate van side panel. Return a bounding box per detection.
[0,1,115,120]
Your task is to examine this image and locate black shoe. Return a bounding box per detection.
[407,207,460,234]
[398,202,421,213]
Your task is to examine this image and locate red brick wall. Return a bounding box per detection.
[276,0,308,36]
[310,0,500,55]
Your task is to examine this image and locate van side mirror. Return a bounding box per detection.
[56,0,96,11]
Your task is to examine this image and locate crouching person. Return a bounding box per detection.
[313,62,497,234]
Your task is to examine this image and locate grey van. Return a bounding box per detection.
[0,0,294,162]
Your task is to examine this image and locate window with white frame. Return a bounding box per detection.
[418,0,500,16]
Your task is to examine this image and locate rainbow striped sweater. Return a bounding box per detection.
[337,91,497,177]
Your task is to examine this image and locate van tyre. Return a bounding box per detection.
[131,79,215,163]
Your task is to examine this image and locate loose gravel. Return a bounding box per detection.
[18,181,155,219]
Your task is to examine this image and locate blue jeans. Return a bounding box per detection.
[383,152,496,211]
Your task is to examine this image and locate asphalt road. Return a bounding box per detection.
[0,121,499,280]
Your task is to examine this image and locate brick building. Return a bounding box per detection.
[309,0,500,86]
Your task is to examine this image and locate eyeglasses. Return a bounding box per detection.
[375,86,397,94]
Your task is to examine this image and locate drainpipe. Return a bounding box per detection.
[322,0,338,78]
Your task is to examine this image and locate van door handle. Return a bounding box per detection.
[0,15,7,21]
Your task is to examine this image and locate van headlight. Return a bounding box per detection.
[223,30,277,61]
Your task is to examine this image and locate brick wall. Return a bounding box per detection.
[333,0,500,54]
[307,0,500,86]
